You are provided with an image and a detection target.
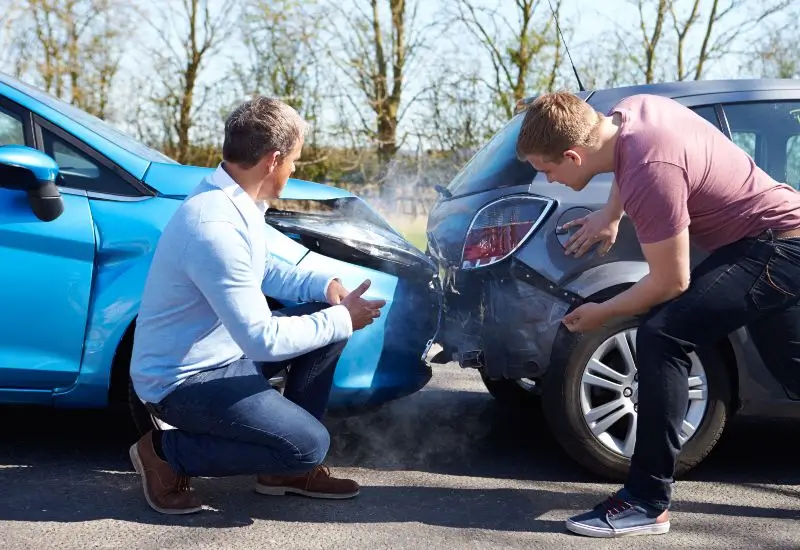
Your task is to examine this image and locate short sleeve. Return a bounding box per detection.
[618,161,690,244]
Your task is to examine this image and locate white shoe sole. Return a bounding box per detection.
[129,443,202,515]
[254,483,360,500]
[566,519,670,538]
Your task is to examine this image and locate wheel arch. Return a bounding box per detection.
[109,318,136,404]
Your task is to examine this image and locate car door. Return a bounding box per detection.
[0,99,95,392]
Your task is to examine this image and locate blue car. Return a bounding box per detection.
[0,73,442,432]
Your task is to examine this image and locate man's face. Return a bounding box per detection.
[262,137,303,200]
[526,150,593,192]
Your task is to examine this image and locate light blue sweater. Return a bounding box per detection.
[130,164,353,404]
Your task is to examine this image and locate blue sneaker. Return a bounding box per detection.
[566,490,670,538]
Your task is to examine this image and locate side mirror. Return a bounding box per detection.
[0,145,64,222]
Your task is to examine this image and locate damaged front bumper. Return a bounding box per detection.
[264,196,445,410]
[433,258,581,380]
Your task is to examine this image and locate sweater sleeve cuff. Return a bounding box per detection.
[326,304,353,341]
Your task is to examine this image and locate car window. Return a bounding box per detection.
[40,127,139,195]
[690,105,720,128]
[444,113,537,198]
[722,100,800,189]
[0,107,24,146]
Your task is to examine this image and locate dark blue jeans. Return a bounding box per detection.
[148,303,348,478]
[627,230,800,510]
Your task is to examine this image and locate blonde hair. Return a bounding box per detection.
[516,91,602,162]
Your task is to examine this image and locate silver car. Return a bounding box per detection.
[426,79,800,479]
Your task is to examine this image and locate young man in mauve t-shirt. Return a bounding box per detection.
[516,91,800,538]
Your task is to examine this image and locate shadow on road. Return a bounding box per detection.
[0,386,797,529]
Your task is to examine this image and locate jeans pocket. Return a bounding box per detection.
[748,246,800,310]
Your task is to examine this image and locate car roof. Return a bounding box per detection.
[519,78,800,114]
[586,78,800,112]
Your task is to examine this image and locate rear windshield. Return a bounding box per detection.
[445,113,535,198]
[445,91,592,199]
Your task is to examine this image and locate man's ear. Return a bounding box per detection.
[263,150,281,173]
[563,149,582,166]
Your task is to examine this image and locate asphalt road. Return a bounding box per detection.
[1,363,798,550]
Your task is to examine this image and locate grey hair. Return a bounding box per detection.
[222,96,308,168]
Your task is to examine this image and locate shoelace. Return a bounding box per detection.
[304,464,332,489]
[601,494,633,516]
[176,476,192,493]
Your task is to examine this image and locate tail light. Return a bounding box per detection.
[461,195,553,269]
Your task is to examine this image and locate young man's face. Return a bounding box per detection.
[526,150,593,192]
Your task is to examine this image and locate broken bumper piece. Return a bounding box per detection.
[436,259,578,380]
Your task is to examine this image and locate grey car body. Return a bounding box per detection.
[426,78,800,479]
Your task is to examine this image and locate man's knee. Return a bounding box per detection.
[289,418,330,469]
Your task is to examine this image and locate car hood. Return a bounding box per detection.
[142,162,354,201]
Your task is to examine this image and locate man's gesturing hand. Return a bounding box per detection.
[340,279,386,331]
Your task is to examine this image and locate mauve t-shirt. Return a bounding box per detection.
[610,94,800,252]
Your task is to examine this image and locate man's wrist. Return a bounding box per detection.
[602,203,624,223]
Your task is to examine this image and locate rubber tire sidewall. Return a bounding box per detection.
[128,377,158,436]
[480,370,540,407]
[542,316,731,481]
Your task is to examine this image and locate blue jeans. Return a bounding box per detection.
[147,303,348,478]
[627,230,800,510]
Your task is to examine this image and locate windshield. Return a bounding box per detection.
[1,74,177,165]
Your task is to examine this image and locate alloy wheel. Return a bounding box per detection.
[579,328,709,457]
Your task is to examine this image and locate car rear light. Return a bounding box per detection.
[461,195,553,269]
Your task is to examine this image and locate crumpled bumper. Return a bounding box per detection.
[435,259,578,380]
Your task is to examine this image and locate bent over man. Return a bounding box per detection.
[129,97,385,514]
[516,91,800,538]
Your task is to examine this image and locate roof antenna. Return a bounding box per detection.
[546,0,585,92]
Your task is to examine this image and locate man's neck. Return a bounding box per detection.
[591,113,622,174]
[221,161,264,202]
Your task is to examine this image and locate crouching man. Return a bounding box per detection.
[128,96,385,515]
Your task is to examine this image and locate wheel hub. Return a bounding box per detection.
[579,328,709,458]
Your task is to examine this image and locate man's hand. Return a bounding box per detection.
[562,302,613,333]
[325,279,349,305]
[560,208,620,258]
[340,279,387,331]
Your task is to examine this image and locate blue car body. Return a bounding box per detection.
[0,73,441,417]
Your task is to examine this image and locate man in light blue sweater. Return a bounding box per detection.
[128,97,385,515]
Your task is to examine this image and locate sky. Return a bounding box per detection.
[3,0,790,149]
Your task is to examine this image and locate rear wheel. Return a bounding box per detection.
[542,317,731,480]
[480,371,540,407]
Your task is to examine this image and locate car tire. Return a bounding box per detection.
[542,316,731,481]
[480,371,540,407]
[128,377,159,436]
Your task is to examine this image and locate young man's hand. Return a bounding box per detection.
[560,208,620,258]
[562,302,612,333]
[340,279,387,331]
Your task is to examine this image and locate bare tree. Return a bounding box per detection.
[748,15,800,79]
[139,0,238,163]
[326,0,430,171]
[450,0,565,121]
[4,0,133,118]
[609,0,795,84]
[233,0,325,141]
[669,0,792,80]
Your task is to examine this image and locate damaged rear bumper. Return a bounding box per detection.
[434,259,581,380]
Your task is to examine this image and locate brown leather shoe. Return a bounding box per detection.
[129,431,202,514]
[255,464,360,499]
